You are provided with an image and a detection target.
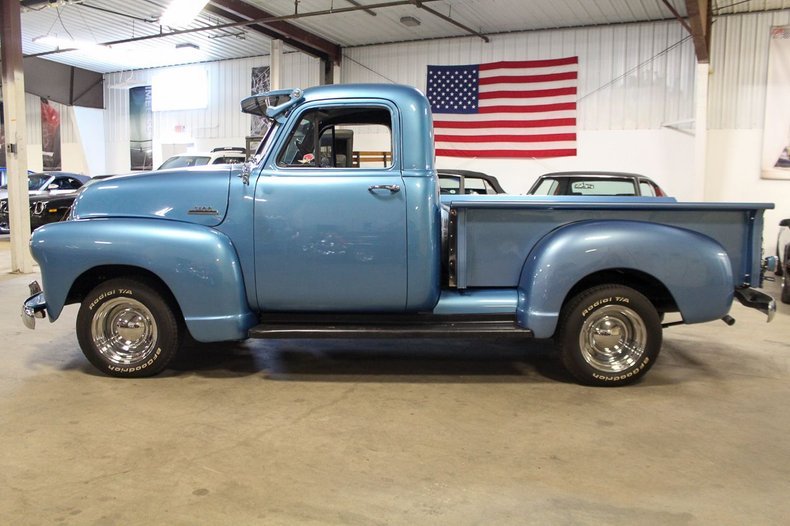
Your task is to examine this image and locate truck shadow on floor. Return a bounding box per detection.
[170,338,576,384]
[169,336,742,386]
[43,336,728,386]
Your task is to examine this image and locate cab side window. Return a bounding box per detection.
[277,106,393,169]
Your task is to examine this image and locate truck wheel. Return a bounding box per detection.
[557,285,662,387]
[76,278,181,377]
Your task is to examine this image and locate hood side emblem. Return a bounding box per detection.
[188,206,219,216]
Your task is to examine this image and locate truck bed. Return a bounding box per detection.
[444,195,771,289]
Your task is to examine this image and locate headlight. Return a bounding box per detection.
[32,201,47,215]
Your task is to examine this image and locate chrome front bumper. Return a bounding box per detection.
[734,287,776,323]
[22,281,47,330]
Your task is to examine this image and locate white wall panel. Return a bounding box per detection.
[23,94,86,172]
[24,94,41,146]
[705,10,790,249]
[342,20,695,131]
[709,10,790,129]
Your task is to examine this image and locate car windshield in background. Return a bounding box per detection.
[211,156,244,164]
[158,156,211,169]
[532,177,638,196]
[27,174,52,191]
[441,178,498,195]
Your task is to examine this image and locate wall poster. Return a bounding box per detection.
[762,26,790,179]
[250,66,271,138]
[0,99,5,169]
[40,98,61,171]
[129,86,153,170]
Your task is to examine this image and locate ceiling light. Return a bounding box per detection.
[32,35,104,51]
[160,0,209,28]
[400,16,421,27]
[175,42,200,50]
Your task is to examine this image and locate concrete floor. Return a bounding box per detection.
[1,236,789,525]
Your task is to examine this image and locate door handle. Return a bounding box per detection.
[368,184,401,193]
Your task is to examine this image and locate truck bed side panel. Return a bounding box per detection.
[516,220,734,338]
[452,202,766,289]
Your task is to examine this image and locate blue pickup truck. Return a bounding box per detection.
[22,84,775,386]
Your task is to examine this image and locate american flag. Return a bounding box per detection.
[426,57,578,158]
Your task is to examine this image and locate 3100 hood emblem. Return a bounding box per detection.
[188,206,219,216]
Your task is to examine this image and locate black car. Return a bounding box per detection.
[775,218,790,303]
[0,191,78,233]
[438,169,506,195]
[527,171,667,197]
[0,175,106,233]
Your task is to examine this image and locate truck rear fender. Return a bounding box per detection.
[30,219,257,342]
[517,220,733,338]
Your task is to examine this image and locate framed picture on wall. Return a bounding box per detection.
[762,26,790,180]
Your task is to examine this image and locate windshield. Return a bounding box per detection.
[158,155,211,170]
[252,122,279,164]
[27,173,52,191]
[567,178,638,196]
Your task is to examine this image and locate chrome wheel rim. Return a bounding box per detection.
[579,304,647,373]
[91,298,158,365]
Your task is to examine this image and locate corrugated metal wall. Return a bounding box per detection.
[43,10,790,173]
[709,10,790,129]
[342,20,696,130]
[103,53,320,151]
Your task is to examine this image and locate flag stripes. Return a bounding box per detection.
[427,56,578,159]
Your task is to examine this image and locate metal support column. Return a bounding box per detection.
[333,63,341,85]
[1,0,34,273]
[270,39,283,91]
[694,63,709,201]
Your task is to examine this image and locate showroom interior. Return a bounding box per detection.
[2,0,790,523]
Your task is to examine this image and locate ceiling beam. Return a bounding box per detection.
[27,0,447,62]
[206,0,342,64]
[683,0,711,63]
[412,1,489,42]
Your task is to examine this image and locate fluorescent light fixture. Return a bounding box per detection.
[32,35,103,51]
[400,16,421,27]
[160,0,209,28]
[175,42,200,50]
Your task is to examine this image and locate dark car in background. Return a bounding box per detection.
[528,171,667,197]
[5,192,78,232]
[0,171,90,200]
[775,218,790,303]
[0,172,94,234]
[438,169,506,195]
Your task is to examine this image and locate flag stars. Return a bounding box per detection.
[426,64,480,114]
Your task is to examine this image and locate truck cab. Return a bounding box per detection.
[244,85,441,313]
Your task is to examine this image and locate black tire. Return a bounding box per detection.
[76,278,182,378]
[557,284,662,387]
[782,274,790,304]
[779,245,789,277]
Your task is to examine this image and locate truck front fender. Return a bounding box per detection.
[30,218,256,342]
[517,220,733,338]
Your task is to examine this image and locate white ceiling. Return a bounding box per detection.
[15,0,790,74]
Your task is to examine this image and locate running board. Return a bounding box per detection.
[248,314,533,339]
